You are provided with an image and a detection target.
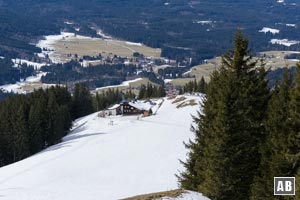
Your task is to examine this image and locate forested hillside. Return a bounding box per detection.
[0,0,299,63]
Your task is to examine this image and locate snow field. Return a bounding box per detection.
[0,95,205,200]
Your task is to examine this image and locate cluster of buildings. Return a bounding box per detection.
[79,54,178,73]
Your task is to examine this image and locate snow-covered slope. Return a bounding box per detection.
[0,95,206,200]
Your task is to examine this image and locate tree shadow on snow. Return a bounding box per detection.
[63,132,106,142]
[38,133,106,154]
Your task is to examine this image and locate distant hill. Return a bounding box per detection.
[0,0,299,62]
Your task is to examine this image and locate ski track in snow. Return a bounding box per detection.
[0,95,205,200]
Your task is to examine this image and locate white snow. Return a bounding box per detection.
[108,104,121,110]
[80,60,103,67]
[0,72,52,94]
[183,69,192,75]
[36,32,96,63]
[90,27,112,39]
[24,72,48,83]
[270,39,300,47]
[36,32,75,63]
[162,190,209,200]
[286,24,296,27]
[64,21,74,25]
[95,78,143,90]
[125,42,143,46]
[164,79,173,83]
[194,20,213,25]
[12,58,47,70]
[128,101,153,111]
[259,27,280,34]
[0,95,206,200]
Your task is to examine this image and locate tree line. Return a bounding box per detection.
[178,31,300,199]
[182,78,208,94]
[40,61,138,89]
[138,83,166,99]
[0,57,35,85]
[93,88,136,112]
[0,86,73,167]
[0,83,140,167]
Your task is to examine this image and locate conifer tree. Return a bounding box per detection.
[179,30,269,200]
[287,64,300,174]
[28,99,46,153]
[0,86,74,167]
[251,68,292,200]
[288,64,300,184]
[72,83,94,119]
[198,77,206,93]
[45,89,60,146]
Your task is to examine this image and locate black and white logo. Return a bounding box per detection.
[274,177,295,196]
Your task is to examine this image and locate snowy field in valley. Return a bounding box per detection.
[36,32,161,63]
[0,72,56,94]
[259,27,280,34]
[12,58,47,70]
[0,95,207,200]
[95,78,143,91]
[270,39,300,47]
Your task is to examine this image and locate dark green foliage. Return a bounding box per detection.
[40,61,140,89]
[138,83,166,99]
[178,31,270,200]
[0,0,299,61]
[0,89,15,101]
[72,83,94,119]
[250,64,300,200]
[183,77,207,94]
[251,68,292,200]
[0,57,35,85]
[92,89,123,112]
[139,71,164,85]
[0,86,73,167]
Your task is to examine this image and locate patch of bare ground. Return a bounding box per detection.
[176,99,197,108]
[121,189,185,200]
[172,96,187,104]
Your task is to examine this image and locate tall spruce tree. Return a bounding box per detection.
[288,64,300,200]
[178,30,269,200]
[288,64,300,168]
[251,68,292,200]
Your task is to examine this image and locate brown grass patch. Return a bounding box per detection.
[121,189,185,200]
[176,99,197,108]
[50,35,161,63]
[172,96,187,104]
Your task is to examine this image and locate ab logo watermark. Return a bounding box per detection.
[274,177,295,196]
